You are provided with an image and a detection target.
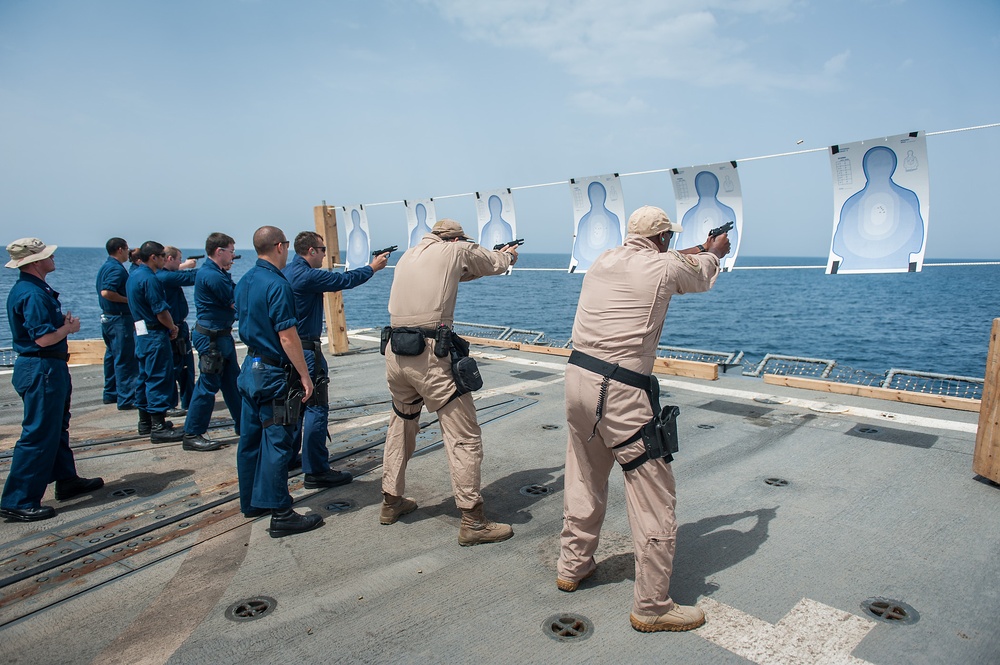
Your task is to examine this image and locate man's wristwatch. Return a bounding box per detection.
[697,244,707,252]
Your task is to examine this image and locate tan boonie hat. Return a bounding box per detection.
[431,219,473,241]
[5,238,57,269]
[627,206,683,237]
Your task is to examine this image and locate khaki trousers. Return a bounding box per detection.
[558,364,679,616]
[382,343,483,510]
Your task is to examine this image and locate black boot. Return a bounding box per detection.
[182,433,224,452]
[55,476,105,501]
[150,413,184,443]
[268,508,324,538]
[138,409,151,436]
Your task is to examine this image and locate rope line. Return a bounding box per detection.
[343,122,998,208]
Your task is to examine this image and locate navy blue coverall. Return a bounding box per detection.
[282,253,374,474]
[126,264,175,415]
[184,257,241,436]
[235,259,299,512]
[96,256,138,408]
[157,268,197,409]
[2,273,78,510]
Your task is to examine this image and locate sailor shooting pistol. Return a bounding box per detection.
[493,239,525,251]
[708,221,734,237]
[372,245,398,257]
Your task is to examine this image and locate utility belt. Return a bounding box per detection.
[18,349,70,362]
[301,338,323,353]
[195,324,231,374]
[567,350,680,472]
[380,324,483,398]
[245,350,304,428]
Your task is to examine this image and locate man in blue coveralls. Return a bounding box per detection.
[96,237,139,410]
[126,241,186,444]
[182,233,241,451]
[2,238,104,522]
[235,226,323,538]
[283,231,389,488]
[157,246,204,423]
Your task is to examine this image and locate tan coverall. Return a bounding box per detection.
[382,234,512,510]
[558,235,720,616]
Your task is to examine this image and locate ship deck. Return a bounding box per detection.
[0,331,996,665]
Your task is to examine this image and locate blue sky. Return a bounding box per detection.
[1,0,998,258]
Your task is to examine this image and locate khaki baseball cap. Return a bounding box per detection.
[5,237,57,269]
[431,219,473,241]
[627,206,682,237]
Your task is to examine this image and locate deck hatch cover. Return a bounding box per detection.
[225,596,277,622]
[846,424,938,449]
[699,399,774,419]
[542,613,593,642]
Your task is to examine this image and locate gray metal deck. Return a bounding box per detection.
[0,332,995,664]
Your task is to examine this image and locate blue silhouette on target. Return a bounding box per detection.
[573,182,622,271]
[409,203,433,248]
[832,146,924,272]
[480,195,513,250]
[346,209,370,269]
[678,171,737,262]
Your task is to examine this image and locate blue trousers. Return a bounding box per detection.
[237,359,294,512]
[135,330,175,414]
[184,330,241,435]
[170,322,195,409]
[101,314,138,408]
[292,349,331,475]
[1,357,78,510]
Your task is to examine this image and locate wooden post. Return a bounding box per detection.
[313,204,350,355]
[974,318,1000,483]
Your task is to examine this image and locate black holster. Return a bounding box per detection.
[199,341,224,375]
[449,332,482,394]
[380,326,391,355]
[307,374,330,408]
[172,334,190,358]
[268,365,304,426]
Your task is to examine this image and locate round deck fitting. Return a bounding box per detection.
[542,613,593,642]
[861,597,918,624]
[225,596,277,622]
[764,477,789,487]
[519,484,554,497]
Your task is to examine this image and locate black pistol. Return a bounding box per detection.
[493,238,525,251]
[372,245,398,257]
[233,255,242,260]
[188,254,205,260]
[708,221,734,237]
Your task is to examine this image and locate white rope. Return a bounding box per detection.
[333,122,999,208]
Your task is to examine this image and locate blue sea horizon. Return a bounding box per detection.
[2,248,997,379]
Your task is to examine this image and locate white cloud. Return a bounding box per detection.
[570,90,649,115]
[823,50,850,75]
[428,0,827,91]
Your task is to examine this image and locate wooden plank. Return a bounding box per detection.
[763,374,982,412]
[314,204,349,355]
[67,339,106,366]
[974,319,1000,482]
[463,336,718,380]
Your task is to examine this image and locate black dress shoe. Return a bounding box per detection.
[303,470,353,489]
[166,407,187,418]
[55,476,105,501]
[1,506,56,522]
[268,508,324,538]
[243,507,270,518]
[182,433,225,452]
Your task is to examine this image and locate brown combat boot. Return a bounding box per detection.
[630,604,706,632]
[379,494,418,525]
[458,502,513,546]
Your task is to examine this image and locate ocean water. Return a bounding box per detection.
[2,248,997,379]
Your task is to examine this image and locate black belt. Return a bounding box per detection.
[388,326,439,338]
[567,350,655,392]
[246,348,285,368]
[195,324,232,338]
[19,349,70,361]
[301,339,323,352]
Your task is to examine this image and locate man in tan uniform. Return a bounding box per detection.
[382,219,519,546]
[557,205,730,633]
